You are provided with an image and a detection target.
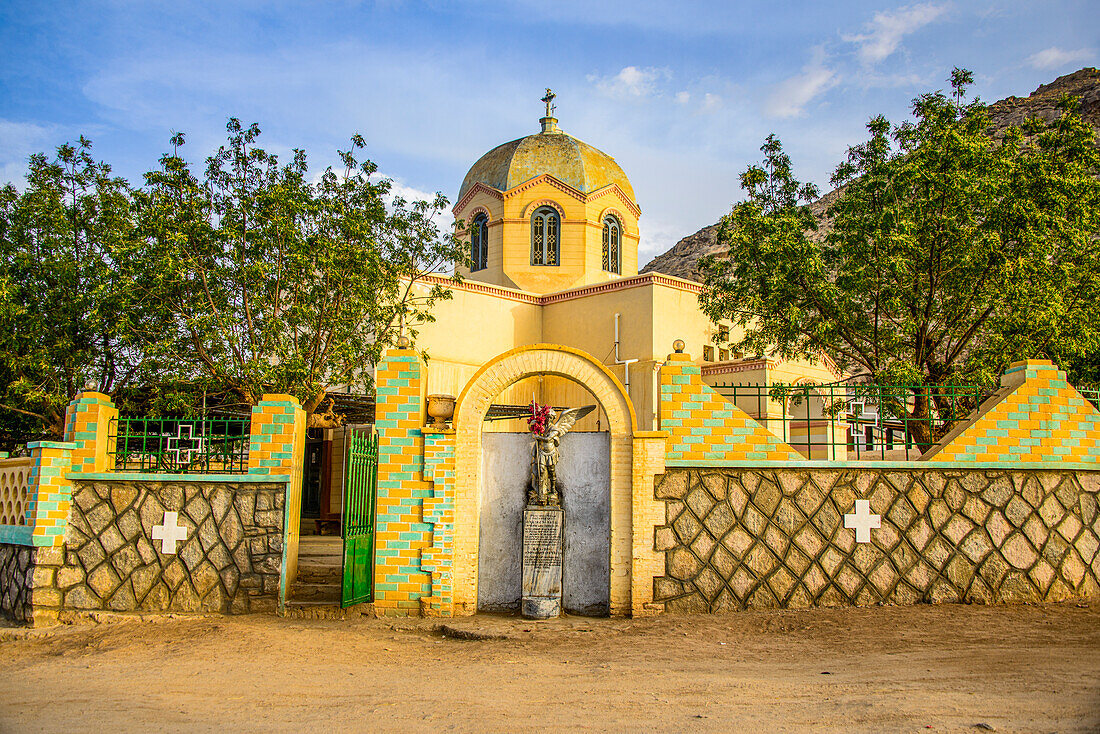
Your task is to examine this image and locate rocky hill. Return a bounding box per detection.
[641,68,1100,282]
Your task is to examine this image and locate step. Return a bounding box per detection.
[283,601,346,620]
[296,572,341,584]
[298,539,343,548]
[298,550,343,558]
[292,582,341,599]
[282,600,374,621]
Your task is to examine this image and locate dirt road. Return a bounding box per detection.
[1,602,1098,733]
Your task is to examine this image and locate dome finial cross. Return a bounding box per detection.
[541,88,556,118]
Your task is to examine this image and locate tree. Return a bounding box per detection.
[700,70,1100,448]
[124,120,465,427]
[0,139,142,443]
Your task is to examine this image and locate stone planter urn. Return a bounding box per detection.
[426,394,456,428]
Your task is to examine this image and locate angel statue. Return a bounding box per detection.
[527,402,596,506]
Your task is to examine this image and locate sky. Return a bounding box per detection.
[1,1,1097,264]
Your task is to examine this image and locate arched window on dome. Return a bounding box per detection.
[531,206,560,266]
[470,213,488,271]
[602,215,621,274]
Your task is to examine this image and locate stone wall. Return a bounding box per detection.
[0,543,35,622]
[24,479,288,622]
[653,467,1100,612]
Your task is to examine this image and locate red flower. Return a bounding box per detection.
[527,400,552,436]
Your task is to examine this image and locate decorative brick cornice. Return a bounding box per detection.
[587,184,641,218]
[417,271,703,306]
[419,274,542,304]
[507,173,586,203]
[700,359,773,376]
[539,272,703,304]
[463,205,491,225]
[455,175,642,220]
[453,182,503,216]
[522,198,565,218]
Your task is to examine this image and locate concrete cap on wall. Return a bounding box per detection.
[258,394,302,405]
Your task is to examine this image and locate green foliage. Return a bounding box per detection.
[701,70,1100,446]
[122,120,465,422]
[0,139,141,444]
[0,121,466,439]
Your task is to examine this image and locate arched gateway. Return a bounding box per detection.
[452,344,636,615]
[370,343,667,618]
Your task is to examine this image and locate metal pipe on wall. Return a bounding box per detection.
[613,313,639,396]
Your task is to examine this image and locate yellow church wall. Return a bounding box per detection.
[499,180,587,294]
[451,193,506,286]
[409,282,542,410]
[453,192,507,285]
[650,283,727,365]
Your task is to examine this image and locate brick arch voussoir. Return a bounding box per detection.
[455,348,636,434]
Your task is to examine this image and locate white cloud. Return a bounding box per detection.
[701,93,721,112]
[589,66,670,99]
[385,178,437,206]
[675,91,690,105]
[0,119,57,187]
[843,3,949,65]
[637,215,692,266]
[1027,47,1095,70]
[763,47,839,119]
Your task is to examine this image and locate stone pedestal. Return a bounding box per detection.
[521,505,563,619]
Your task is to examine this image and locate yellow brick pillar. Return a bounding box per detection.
[25,441,76,546]
[630,431,668,616]
[62,390,118,473]
[248,394,307,606]
[373,347,435,616]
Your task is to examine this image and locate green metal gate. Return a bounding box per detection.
[342,427,378,607]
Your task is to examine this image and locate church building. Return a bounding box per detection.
[331,92,841,617]
[402,91,838,435]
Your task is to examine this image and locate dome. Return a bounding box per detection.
[458,127,635,202]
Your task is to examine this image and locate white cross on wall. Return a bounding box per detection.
[844,499,881,544]
[151,511,189,554]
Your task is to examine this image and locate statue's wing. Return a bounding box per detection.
[546,405,596,440]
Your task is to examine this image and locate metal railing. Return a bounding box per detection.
[109,417,251,473]
[1079,387,1100,410]
[709,381,989,461]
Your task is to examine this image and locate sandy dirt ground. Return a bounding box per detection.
[1,602,1098,733]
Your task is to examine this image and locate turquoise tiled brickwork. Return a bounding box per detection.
[374,350,435,612]
[660,355,805,462]
[928,361,1100,463]
[421,431,456,614]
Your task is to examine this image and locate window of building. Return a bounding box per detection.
[470,213,488,271]
[718,325,730,342]
[703,345,714,362]
[531,207,560,266]
[719,348,729,361]
[602,215,621,274]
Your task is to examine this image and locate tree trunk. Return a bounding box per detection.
[906,386,934,453]
[306,394,344,430]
